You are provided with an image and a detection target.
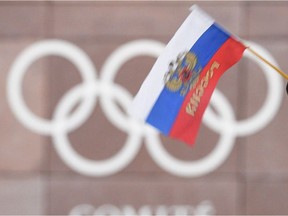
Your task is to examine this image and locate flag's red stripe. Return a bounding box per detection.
[169,37,246,145]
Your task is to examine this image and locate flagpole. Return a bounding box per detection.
[246,46,288,80]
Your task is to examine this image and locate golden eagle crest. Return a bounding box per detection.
[164,51,202,96]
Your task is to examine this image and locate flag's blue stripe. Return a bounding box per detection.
[146,24,230,135]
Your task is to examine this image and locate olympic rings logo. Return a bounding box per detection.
[6,39,283,177]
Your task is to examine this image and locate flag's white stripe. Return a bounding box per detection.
[130,6,214,121]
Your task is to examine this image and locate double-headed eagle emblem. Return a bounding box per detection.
[164,51,202,96]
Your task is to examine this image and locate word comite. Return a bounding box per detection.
[186,61,220,116]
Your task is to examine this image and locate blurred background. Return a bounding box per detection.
[1,1,288,215]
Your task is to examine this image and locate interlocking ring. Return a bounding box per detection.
[7,39,283,177]
[7,40,97,135]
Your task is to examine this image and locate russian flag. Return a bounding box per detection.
[130,5,246,145]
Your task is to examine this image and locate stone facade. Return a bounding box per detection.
[0,1,288,215]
